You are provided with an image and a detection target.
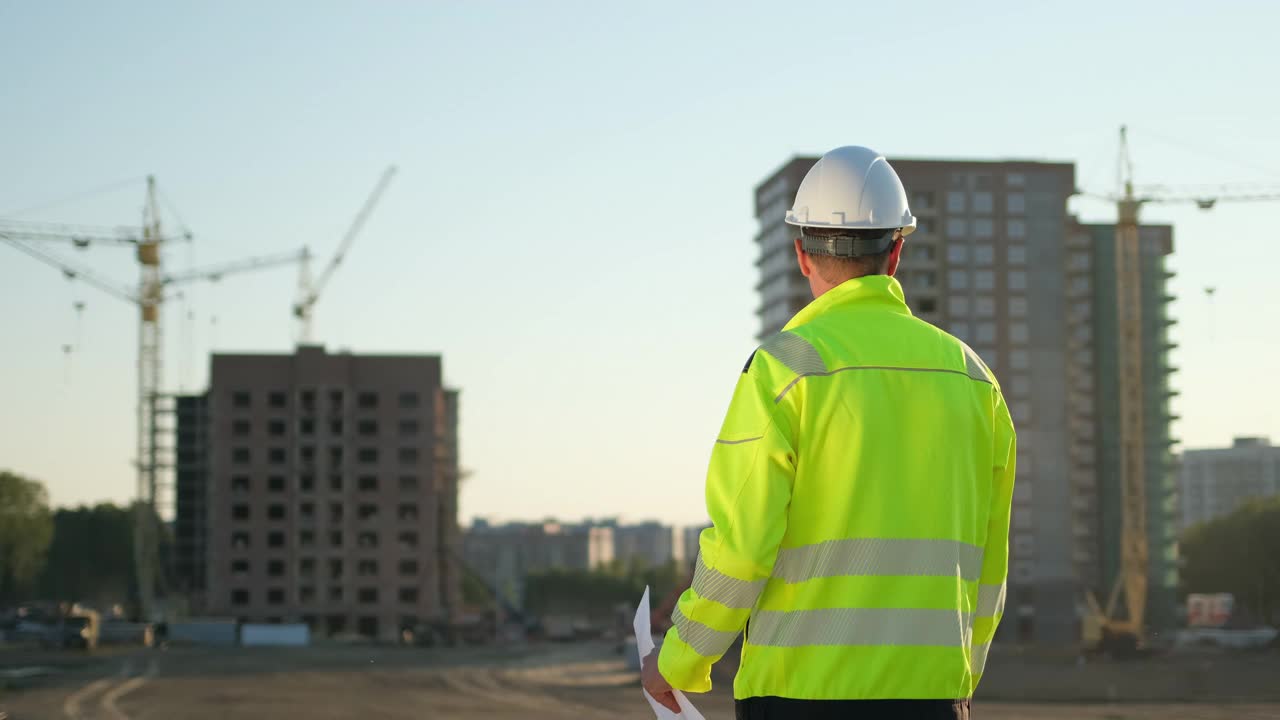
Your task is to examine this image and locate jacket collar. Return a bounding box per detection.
[783,275,912,331]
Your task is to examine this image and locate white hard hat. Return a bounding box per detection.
[785,146,916,237]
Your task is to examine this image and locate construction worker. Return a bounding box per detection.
[642,146,1016,719]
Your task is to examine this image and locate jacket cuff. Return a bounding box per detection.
[657,628,714,693]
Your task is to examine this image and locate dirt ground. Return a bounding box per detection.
[3,642,1279,720]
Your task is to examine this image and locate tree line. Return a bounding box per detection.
[0,470,139,610]
[1180,495,1280,626]
[524,557,685,621]
[6,467,1279,627]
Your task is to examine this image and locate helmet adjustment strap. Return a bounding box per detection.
[801,228,897,258]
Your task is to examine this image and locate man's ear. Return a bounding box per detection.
[794,237,813,278]
[885,234,905,277]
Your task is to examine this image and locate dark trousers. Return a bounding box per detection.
[736,697,971,720]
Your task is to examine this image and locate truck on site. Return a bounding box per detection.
[45,609,100,650]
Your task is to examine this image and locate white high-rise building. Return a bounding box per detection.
[613,522,677,569]
[1180,437,1280,530]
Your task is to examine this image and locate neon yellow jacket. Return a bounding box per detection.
[659,275,1016,701]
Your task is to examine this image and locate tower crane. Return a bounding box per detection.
[2,166,397,619]
[0,232,140,303]
[162,248,308,285]
[1082,126,1280,653]
[0,218,186,248]
[293,165,397,342]
[1,177,306,620]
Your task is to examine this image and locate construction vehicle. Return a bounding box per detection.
[29,608,101,651]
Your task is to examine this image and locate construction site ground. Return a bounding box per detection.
[3,641,1279,719]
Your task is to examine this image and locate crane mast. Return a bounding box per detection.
[1105,127,1149,643]
[1,177,308,621]
[1087,127,1280,652]
[3,168,394,619]
[135,175,166,620]
[3,179,183,620]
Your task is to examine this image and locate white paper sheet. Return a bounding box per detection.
[634,586,706,720]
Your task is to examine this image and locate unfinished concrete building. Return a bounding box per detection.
[175,345,460,642]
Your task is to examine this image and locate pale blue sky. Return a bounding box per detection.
[2,1,1278,525]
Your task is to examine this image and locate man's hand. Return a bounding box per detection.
[641,648,680,713]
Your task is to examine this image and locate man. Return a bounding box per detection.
[642,146,1016,719]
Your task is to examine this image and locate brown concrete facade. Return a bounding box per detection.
[201,346,460,642]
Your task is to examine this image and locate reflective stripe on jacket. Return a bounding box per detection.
[658,275,1016,701]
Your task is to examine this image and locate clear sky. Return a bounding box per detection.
[2,1,1278,527]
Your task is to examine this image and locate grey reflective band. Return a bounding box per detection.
[961,344,991,383]
[715,436,763,445]
[775,363,992,403]
[758,331,827,377]
[692,554,767,610]
[800,229,895,258]
[672,605,740,657]
[971,641,991,676]
[773,538,985,583]
[760,333,993,403]
[976,583,1006,618]
[749,607,973,648]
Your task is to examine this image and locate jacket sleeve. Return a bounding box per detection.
[971,387,1016,684]
[658,352,798,693]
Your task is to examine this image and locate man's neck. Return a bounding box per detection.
[812,272,878,299]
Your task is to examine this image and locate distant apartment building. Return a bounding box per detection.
[612,521,678,569]
[681,523,712,572]
[463,520,615,612]
[174,345,461,642]
[1180,437,1280,530]
[753,157,1179,642]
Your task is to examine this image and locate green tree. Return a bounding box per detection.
[38,502,136,608]
[525,559,685,620]
[1181,496,1280,625]
[0,470,55,603]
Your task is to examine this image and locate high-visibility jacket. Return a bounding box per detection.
[658,275,1016,701]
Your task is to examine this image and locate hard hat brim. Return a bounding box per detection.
[785,214,917,236]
